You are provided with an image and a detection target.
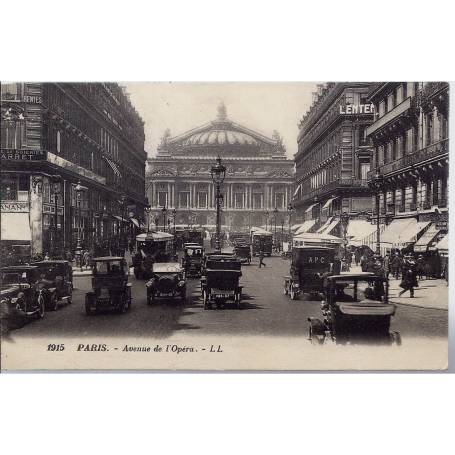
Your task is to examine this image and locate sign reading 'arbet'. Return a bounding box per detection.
[0,149,47,161]
[339,103,375,114]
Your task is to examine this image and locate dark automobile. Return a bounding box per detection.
[251,230,273,257]
[182,243,204,278]
[284,246,341,300]
[32,260,73,310]
[146,263,186,305]
[85,257,132,315]
[308,273,400,345]
[233,242,251,264]
[132,231,175,279]
[0,266,45,323]
[200,255,242,310]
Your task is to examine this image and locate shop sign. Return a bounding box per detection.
[1,149,47,161]
[43,204,64,216]
[23,95,42,104]
[339,104,375,115]
[435,221,448,231]
[1,201,29,212]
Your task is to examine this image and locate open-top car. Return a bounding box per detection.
[0,266,45,322]
[200,255,242,310]
[284,246,341,300]
[182,243,204,278]
[308,273,400,345]
[233,242,251,264]
[85,257,132,315]
[146,263,186,305]
[32,260,73,310]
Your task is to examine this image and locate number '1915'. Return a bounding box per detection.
[47,344,65,351]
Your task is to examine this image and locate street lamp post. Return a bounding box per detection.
[340,211,350,270]
[119,195,127,255]
[162,206,167,232]
[145,204,151,234]
[287,203,293,242]
[210,156,226,252]
[273,207,278,248]
[75,181,88,271]
[51,175,62,258]
[368,172,385,257]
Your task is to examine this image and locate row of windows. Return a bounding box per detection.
[155,191,286,210]
[376,83,416,118]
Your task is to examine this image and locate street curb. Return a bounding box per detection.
[390,299,448,311]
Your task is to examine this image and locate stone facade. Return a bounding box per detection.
[146,104,294,233]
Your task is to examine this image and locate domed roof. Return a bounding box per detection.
[181,129,260,147]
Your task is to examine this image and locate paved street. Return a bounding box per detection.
[7,255,448,342]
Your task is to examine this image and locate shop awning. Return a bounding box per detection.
[380,218,431,247]
[347,220,378,246]
[305,203,317,213]
[321,219,340,235]
[316,217,333,233]
[414,224,441,252]
[130,218,140,228]
[293,184,301,197]
[434,234,448,255]
[1,212,31,241]
[295,220,316,234]
[322,197,337,209]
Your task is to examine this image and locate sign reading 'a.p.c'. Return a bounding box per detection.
[339,104,375,115]
[0,149,47,161]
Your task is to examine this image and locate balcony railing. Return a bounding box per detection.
[366,97,411,136]
[422,82,449,100]
[378,139,448,176]
[298,178,370,203]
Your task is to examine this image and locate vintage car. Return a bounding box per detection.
[233,242,251,264]
[32,260,73,310]
[284,246,341,300]
[308,273,400,345]
[85,257,132,315]
[132,231,175,279]
[0,266,45,322]
[251,229,273,257]
[182,243,204,278]
[200,255,242,309]
[145,263,186,305]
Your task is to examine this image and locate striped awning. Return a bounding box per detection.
[305,203,317,213]
[414,224,441,252]
[322,197,337,209]
[104,156,122,178]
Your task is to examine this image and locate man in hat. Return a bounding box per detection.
[398,255,418,298]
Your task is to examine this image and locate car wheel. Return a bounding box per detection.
[37,293,45,319]
[85,301,94,316]
[50,294,58,311]
[290,288,297,300]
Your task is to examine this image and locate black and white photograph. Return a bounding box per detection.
[0,81,449,370]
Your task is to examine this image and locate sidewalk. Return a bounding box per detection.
[72,251,135,277]
[348,265,448,310]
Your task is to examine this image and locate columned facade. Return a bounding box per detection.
[146,104,294,234]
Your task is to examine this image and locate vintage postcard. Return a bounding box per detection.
[0,82,449,371]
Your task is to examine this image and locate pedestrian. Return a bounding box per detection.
[354,248,361,266]
[82,249,90,270]
[391,252,403,280]
[65,249,73,263]
[398,256,418,298]
[416,254,425,280]
[258,250,266,268]
[360,254,367,272]
[44,252,50,260]
[383,252,390,280]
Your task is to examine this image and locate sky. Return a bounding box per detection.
[125,82,318,160]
